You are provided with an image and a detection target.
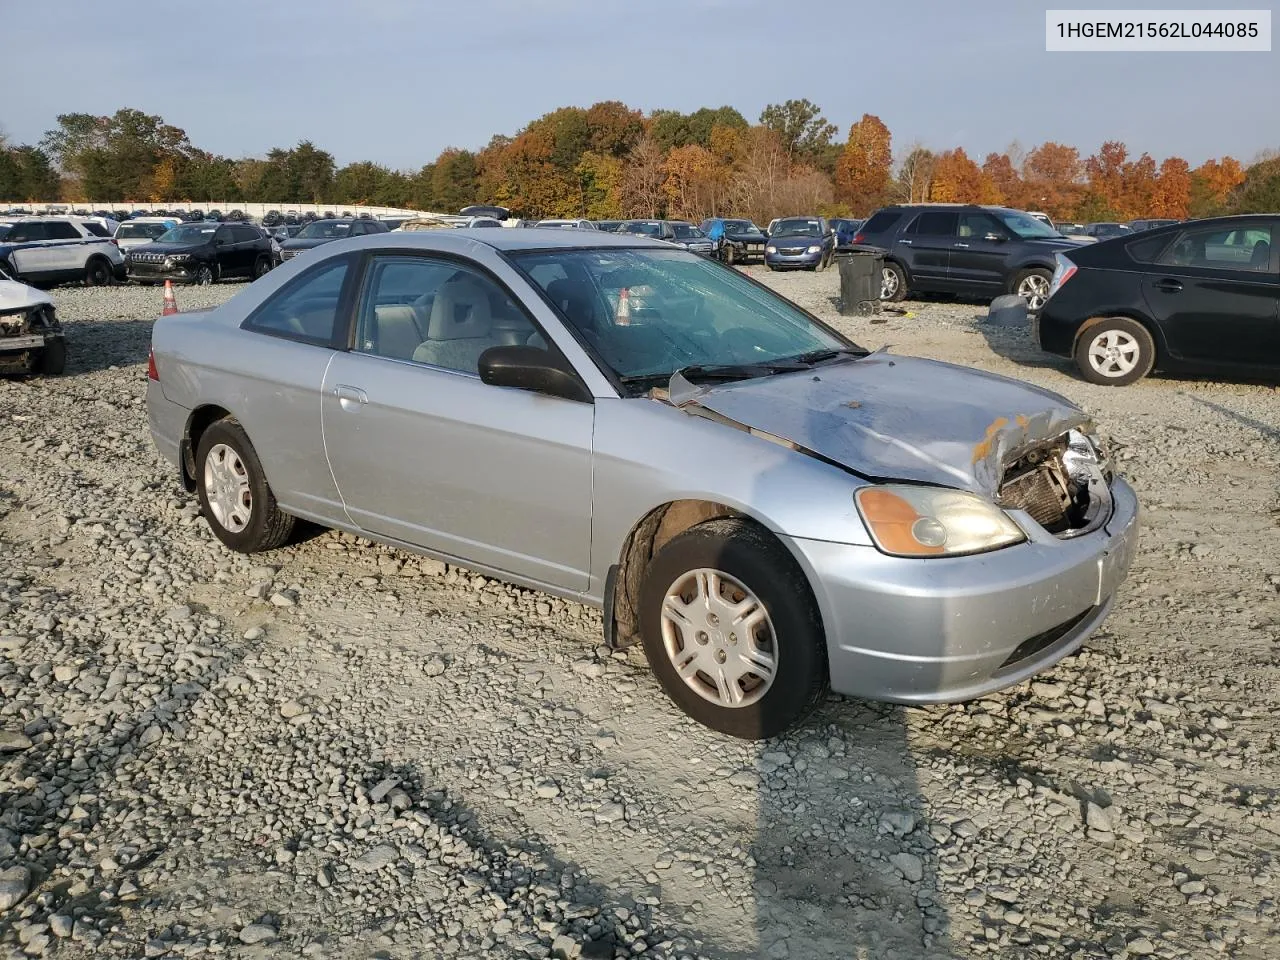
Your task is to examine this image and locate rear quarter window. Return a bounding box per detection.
[860,211,903,235]
[1125,234,1173,263]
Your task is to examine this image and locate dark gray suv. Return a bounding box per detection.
[853,204,1083,310]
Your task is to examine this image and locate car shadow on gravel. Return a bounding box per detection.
[1182,393,1280,442]
[974,313,1073,373]
[62,318,156,375]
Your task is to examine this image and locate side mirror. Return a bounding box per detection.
[478,345,592,403]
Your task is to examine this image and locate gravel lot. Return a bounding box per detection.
[1,268,1277,960]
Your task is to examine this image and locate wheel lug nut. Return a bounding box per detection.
[707,613,719,626]
[715,650,726,664]
[696,632,709,645]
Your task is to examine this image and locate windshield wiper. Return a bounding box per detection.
[781,347,867,366]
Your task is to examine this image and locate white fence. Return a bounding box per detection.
[1,201,438,219]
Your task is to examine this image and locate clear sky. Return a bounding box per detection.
[4,0,1277,169]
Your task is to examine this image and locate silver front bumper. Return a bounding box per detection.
[785,477,1141,703]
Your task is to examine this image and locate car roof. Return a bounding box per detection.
[320,227,672,254]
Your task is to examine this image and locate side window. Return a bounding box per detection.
[957,212,1003,238]
[913,212,959,236]
[7,223,47,243]
[81,222,109,237]
[355,256,539,372]
[46,222,81,241]
[243,257,349,343]
[235,225,259,243]
[1159,225,1273,272]
[214,227,234,245]
[861,210,903,234]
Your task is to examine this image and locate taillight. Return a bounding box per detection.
[1048,254,1077,299]
[852,232,866,244]
[147,347,159,381]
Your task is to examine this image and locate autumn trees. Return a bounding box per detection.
[0,103,1268,225]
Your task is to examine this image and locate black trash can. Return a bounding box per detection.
[835,245,885,316]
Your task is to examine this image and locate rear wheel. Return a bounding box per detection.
[1074,317,1156,386]
[195,419,295,552]
[639,518,828,740]
[880,262,907,301]
[84,258,112,286]
[1011,268,1052,312]
[252,255,271,279]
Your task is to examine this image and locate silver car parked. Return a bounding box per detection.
[147,230,1140,739]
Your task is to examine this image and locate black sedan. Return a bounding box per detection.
[278,218,389,262]
[1037,215,1277,385]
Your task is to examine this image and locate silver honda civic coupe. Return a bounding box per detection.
[147,229,1140,739]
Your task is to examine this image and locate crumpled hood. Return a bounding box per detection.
[680,353,1090,496]
[0,279,54,313]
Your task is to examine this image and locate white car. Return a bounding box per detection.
[114,217,180,255]
[1,217,125,286]
[533,219,598,230]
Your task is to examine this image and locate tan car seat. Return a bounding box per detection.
[412,274,494,372]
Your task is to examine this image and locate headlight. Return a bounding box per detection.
[855,484,1026,558]
[162,257,174,269]
[168,253,190,263]
[806,245,822,254]
[765,245,776,253]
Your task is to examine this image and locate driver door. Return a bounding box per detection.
[321,253,595,591]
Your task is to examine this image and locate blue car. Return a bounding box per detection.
[830,217,864,249]
[764,216,836,271]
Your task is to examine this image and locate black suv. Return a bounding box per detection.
[125,222,275,285]
[854,204,1082,310]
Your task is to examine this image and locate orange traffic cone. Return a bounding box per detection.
[162,280,179,316]
[615,286,631,326]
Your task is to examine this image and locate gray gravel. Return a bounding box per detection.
[1,274,1277,959]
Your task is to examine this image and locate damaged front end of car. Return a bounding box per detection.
[0,280,65,376]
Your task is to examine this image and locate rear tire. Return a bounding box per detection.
[880,262,907,301]
[84,258,112,286]
[1011,267,1052,312]
[1074,317,1156,386]
[195,419,295,553]
[638,518,828,740]
[252,255,271,279]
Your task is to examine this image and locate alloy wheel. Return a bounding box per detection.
[1087,330,1140,378]
[1017,274,1050,311]
[203,443,253,532]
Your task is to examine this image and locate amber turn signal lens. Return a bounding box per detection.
[855,487,945,556]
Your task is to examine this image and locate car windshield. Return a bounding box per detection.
[624,222,664,237]
[297,220,352,239]
[724,220,759,233]
[995,211,1062,239]
[157,224,218,243]
[1092,223,1131,237]
[772,219,823,238]
[512,248,854,387]
[671,224,704,239]
[117,222,170,239]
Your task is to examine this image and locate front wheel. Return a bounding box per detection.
[1011,268,1052,312]
[36,337,67,375]
[194,264,215,286]
[1074,317,1156,386]
[195,419,295,552]
[880,262,907,301]
[84,258,112,286]
[723,244,737,266]
[639,519,828,740]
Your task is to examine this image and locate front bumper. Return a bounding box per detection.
[785,477,1140,703]
[127,261,205,283]
[766,249,823,269]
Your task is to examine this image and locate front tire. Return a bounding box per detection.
[85,258,112,286]
[723,244,737,266]
[194,264,215,286]
[1011,268,1052,312]
[880,262,907,301]
[638,519,828,740]
[1074,317,1156,386]
[36,338,67,375]
[195,419,295,552]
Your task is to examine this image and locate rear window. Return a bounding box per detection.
[81,222,109,237]
[860,210,904,235]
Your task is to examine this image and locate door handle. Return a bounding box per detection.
[332,384,368,407]
[953,242,970,248]
[1153,279,1183,293]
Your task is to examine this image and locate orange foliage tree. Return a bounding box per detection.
[834,114,892,214]
[1152,157,1191,218]
[1022,142,1083,219]
[929,147,984,202]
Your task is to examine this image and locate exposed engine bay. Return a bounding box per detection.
[0,279,65,376]
[997,429,1113,537]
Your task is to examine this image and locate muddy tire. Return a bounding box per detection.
[638,518,828,740]
[36,338,66,375]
